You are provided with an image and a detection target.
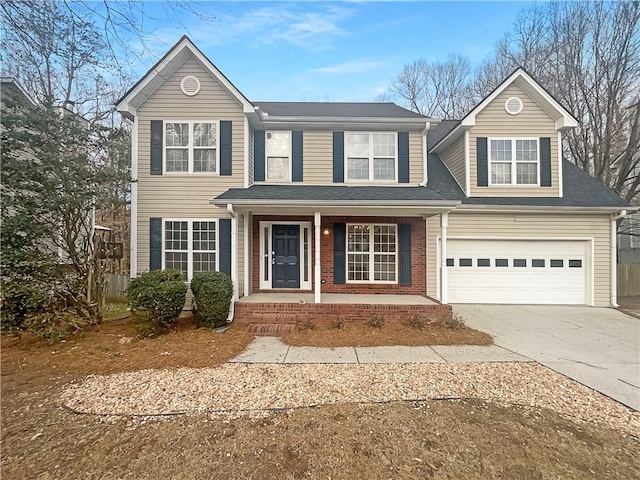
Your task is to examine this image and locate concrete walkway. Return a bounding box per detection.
[230,337,530,364]
[454,305,640,411]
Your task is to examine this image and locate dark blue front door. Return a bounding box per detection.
[272,225,300,289]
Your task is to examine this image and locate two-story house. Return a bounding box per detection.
[116,36,632,324]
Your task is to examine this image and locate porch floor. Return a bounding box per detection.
[238,293,438,306]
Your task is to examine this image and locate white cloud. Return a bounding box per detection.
[309,60,389,75]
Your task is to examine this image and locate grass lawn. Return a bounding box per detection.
[1,314,638,479]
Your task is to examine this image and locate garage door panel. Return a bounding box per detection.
[447,240,588,305]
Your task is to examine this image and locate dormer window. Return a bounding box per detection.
[345,132,397,182]
[489,138,538,185]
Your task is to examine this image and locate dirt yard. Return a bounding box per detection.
[1,315,638,479]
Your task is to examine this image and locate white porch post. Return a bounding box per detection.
[440,212,449,304]
[243,212,250,297]
[314,211,321,304]
[231,214,238,301]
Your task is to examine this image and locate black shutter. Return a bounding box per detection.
[218,219,231,276]
[398,132,410,183]
[149,217,162,270]
[220,121,232,176]
[333,223,346,284]
[398,223,412,286]
[540,137,552,187]
[477,137,488,187]
[333,131,344,183]
[292,131,303,182]
[254,130,265,181]
[150,120,163,175]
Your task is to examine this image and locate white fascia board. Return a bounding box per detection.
[460,68,578,130]
[456,204,631,213]
[252,117,429,130]
[210,198,462,208]
[116,37,254,114]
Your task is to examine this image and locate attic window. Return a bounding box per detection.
[180,76,201,96]
[505,97,523,115]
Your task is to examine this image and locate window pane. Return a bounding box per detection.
[193,252,216,274]
[532,259,545,267]
[194,149,216,172]
[193,221,216,251]
[165,123,189,147]
[495,259,509,267]
[165,252,188,279]
[446,258,454,267]
[348,253,369,281]
[514,259,527,267]
[347,157,369,180]
[459,258,472,267]
[373,157,395,180]
[550,259,563,268]
[516,162,537,184]
[165,221,188,250]
[374,254,396,281]
[166,149,189,172]
[266,132,290,156]
[346,133,369,156]
[266,157,290,180]
[478,258,490,267]
[491,162,511,184]
[347,225,370,252]
[193,123,216,147]
[373,133,395,157]
[516,139,537,161]
[373,225,396,253]
[569,259,582,268]
[490,139,512,161]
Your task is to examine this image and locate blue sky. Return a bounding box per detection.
[120,1,534,102]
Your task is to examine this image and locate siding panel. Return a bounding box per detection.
[439,139,466,191]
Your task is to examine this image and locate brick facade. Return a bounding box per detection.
[252,215,427,296]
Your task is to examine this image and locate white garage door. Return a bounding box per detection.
[447,240,588,304]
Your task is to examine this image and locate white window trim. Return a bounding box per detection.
[344,132,398,183]
[488,137,540,187]
[346,223,398,284]
[161,218,219,281]
[163,120,220,175]
[265,130,292,183]
[259,221,312,290]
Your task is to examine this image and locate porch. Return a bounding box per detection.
[234,292,451,328]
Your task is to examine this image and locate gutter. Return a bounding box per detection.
[610,209,627,308]
[456,204,632,214]
[226,203,238,323]
[211,198,462,208]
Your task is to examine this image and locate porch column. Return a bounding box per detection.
[243,212,251,297]
[314,211,321,304]
[440,212,449,304]
[231,214,238,301]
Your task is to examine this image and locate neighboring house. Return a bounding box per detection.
[618,212,640,264]
[116,36,634,322]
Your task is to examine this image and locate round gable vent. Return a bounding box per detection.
[180,75,201,96]
[505,96,523,115]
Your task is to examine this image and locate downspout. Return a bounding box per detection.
[226,203,238,322]
[610,210,627,308]
[419,121,431,186]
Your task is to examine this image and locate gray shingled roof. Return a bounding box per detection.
[214,155,628,209]
[427,120,461,149]
[253,102,428,119]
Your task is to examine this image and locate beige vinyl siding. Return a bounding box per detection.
[248,127,254,184]
[299,130,424,185]
[136,56,246,294]
[469,83,560,197]
[439,139,466,192]
[426,212,611,306]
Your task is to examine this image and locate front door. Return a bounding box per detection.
[272,225,300,288]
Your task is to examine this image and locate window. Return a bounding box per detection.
[569,259,582,268]
[478,258,491,267]
[446,258,454,267]
[550,259,564,268]
[347,224,397,282]
[266,131,291,181]
[345,132,396,181]
[514,259,527,267]
[495,259,509,267]
[532,259,545,267]
[163,220,217,280]
[165,121,218,173]
[459,258,473,267]
[489,138,538,185]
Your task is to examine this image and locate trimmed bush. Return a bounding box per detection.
[126,270,187,336]
[190,272,233,328]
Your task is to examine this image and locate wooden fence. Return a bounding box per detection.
[105,273,129,300]
[617,264,640,297]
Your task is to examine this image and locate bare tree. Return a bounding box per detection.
[379,55,475,119]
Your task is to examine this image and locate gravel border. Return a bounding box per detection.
[61,363,639,435]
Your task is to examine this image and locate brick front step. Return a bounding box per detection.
[234,302,452,327]
[244,323,296,335]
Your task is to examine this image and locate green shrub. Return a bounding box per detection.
[126,270,187,333]
[190,271,233,328]
[1,283,49,335]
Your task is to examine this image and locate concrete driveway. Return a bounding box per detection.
[453,305,640,410]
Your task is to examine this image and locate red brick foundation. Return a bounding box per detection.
[234,301,452,326]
